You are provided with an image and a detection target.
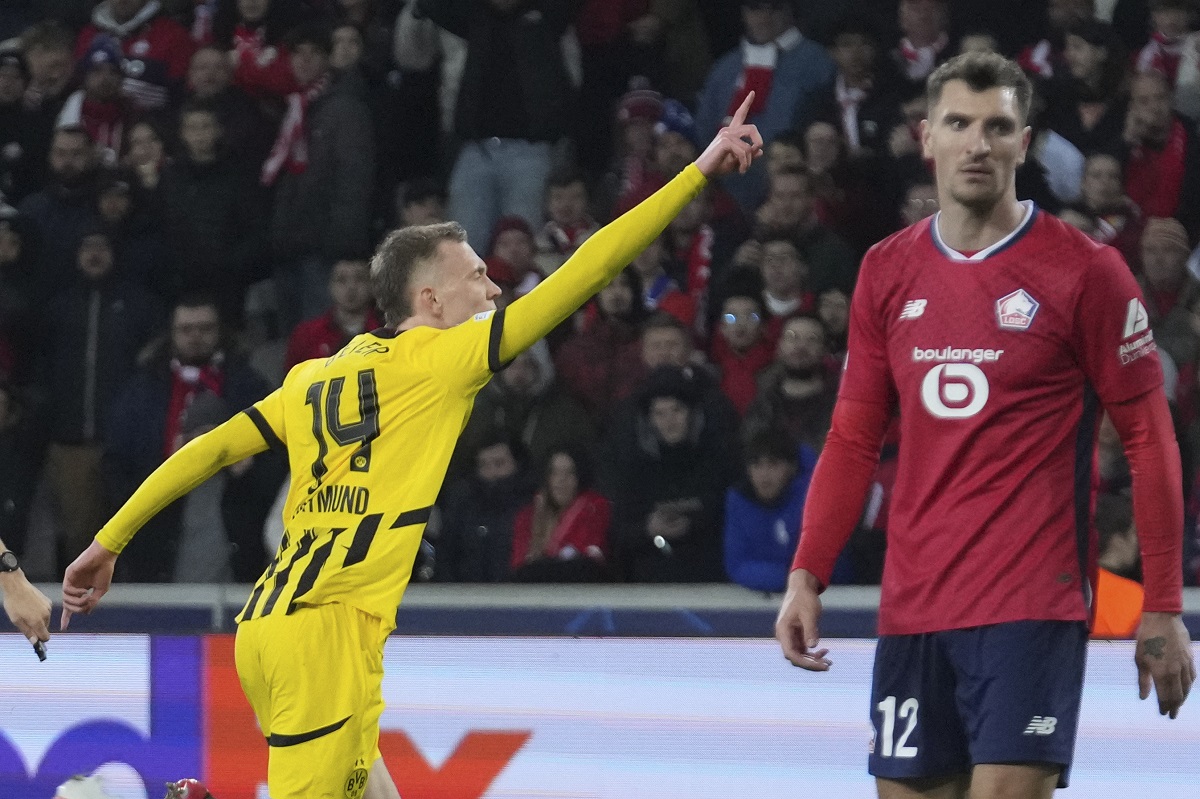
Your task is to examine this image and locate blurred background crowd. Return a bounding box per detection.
[0,0,1195,592]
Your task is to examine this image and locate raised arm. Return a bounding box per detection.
[497,93,764,362]
[61,406,280,628]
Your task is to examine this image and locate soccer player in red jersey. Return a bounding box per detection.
[775,52,1195,798]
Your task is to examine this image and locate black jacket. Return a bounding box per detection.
[270,70,375,261]
[418,0,581,142]
[39,275,163,445]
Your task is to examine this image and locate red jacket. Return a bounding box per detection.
[511,490,611,568]
[284,309,383,371]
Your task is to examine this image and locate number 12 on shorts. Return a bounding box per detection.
[876,696,919,758]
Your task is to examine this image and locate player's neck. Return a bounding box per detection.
[935,196,1026,253]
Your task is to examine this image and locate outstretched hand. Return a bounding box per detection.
[694,92,764,178]
[60,539,117,630]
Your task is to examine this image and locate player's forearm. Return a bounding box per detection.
[499,164,707,361]
[1107,390,1184,613]
[96,413,270,554]
[791,397,890,589]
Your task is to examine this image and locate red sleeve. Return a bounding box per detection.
[1074,246,1164,405]
[791,396,890,587]
[1105,389,1184,614]
[283,322,313,371]
[510,504,534,569]
[75,26,97,61]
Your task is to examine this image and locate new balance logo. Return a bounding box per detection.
[900,299,927,320]
[1123,298,1149,339]
[1023,716,1057,735]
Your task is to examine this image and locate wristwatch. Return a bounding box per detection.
[0,550,19,573]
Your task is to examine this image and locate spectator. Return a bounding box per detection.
[694,0,835,211]
[96,168,166,292]
[1062,151,1144,265]
[434,435,532,582]
[283,258,381,370]
[394,177,446,229]
[213,0,299,100]
[485,215,541,299]
[418,0,581,250]
[158,99,266,316]
[510,446,611,582]
[453,340,597,483]
[1017,0,1097,79]
[0,48,43,204]
[957,29,1001,56]
[602,82,664,218]
[606,364,730,582]
[629,235,693,327]
[724,433,845,592]
[743,314,837,452]
[22,22,75,121]
[802,117,895,255]
[1041,20,1129,155]
[265,23,374,331]
[1093,491,1146,638]
[535,167,598,276]
[753,166,859,294]
[1134,0,1194,87]
[820,16,902,163]
[653,98,701,180]
[710,289,773,415]
[18,126,99,302]
[122,118,168,193]
[37,227,162,574]
[185,44,276,169]
[0,380,38,560]
[1138,216,1198,367]
[816,287,849,363]
[757,235,816,342]
[891,0,951,84]
[57,36,132,167]
[75,0,195,112]
[1124,70,1200,226]
[554,267,645,425]
[104,294,271,581]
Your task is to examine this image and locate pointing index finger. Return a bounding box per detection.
[731,91,755,128]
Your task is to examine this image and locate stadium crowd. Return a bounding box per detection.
[0,0,1196,591]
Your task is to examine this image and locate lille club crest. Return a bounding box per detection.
[995,289,1039,330]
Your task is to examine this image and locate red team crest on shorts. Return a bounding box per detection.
[995,289,1039,330]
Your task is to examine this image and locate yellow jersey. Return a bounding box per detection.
[94,164,708,625]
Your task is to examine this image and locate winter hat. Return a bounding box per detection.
[655,99,696,141]
[83,36,124,72]
[487,215,535,256]
[617,83,664,125]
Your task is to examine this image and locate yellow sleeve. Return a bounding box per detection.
[498,164,708,362]
[95,391,285,554]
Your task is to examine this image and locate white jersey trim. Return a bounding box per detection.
[931,201,1037,262]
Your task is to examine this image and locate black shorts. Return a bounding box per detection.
[868,620,1088,788]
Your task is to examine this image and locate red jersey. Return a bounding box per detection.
[842,204,1163,635]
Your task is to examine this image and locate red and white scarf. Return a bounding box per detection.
[725,28,802,123]
[1137,31,1186,86]
[261,74,330,186]
[898,32,948,82]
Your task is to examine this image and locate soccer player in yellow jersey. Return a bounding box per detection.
[60,96,763,799]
